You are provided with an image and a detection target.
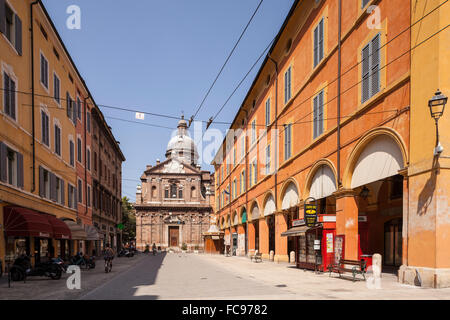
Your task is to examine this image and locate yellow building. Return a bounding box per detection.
[0,0,112,269]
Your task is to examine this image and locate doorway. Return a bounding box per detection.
[268,215,275,253]
[254,221,259,251]
[232,233,238,256]
[169,226,179,247]
[384,218,402,267]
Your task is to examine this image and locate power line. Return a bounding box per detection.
[190,0,264,124]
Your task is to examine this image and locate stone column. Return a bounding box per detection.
[260,217,269,259]
[334,189,359,261]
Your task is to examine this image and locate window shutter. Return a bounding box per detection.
[314,26,318,67]
[0,142,7,182]
[72,100,76,123]
[4,73,10,116]
[68,185,72,208]
[66,93,70,117]
[313,96,318,138]
[318,19,324,62]
[361,44,370,103]
[50,173,56,201]
[288,68,291,100]
[61,180,65,206]
[0,0,6,35]
[10,79,15,119]
[320,91,324,135]
[17,152,23,189]
[74,187,78,209]
[39,166,44,197]
[15,15,22,55]
[371,34,380,97]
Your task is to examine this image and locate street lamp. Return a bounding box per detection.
[428,89,448,156]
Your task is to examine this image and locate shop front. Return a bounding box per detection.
[202,224,224,254]
[62,219,88,254]
[85,225,100,256]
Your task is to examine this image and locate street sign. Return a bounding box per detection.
[304,202,317,228]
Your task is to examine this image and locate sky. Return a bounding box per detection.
[42,0,295,202]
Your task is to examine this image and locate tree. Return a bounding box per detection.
[121,197,136,243]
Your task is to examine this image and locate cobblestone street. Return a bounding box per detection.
[2,252,450,300]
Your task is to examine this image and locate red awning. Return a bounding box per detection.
[46,215,71,240]
[3,207,53,238]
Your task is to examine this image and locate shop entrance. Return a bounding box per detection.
[232,233,238,256]
[384,218,402,267]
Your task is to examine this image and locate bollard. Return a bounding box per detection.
[372,253,382,279]
[290,251,296,264]
[269,250,274,261]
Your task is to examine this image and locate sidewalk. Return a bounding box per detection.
[195,254,450,300]
[0,253,147,300]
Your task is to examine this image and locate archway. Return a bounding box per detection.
[280,180,300,258]
[250,202,260,251]
[263,193,276,254]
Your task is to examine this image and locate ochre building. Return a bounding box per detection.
[213,0,450,287]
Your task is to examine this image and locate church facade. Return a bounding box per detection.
[134,117,213,251]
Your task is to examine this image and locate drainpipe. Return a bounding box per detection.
[30,0,39,193]
[337,0,342,186]
[84,95,90,222]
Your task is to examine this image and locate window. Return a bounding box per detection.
[250,160,257,187]
[284,67,292,104]
[39,167,50,199]
[94,152,97,171]
[233,148,236,167]
[232,179,236,200]
[362,34,381,103]
[69,140,74,166]
[170,184,177,198]
[164,189,169,199]
[87,149,91,170]
[2,3,22,55]
[265,145,271,175]
[313,90,324,139]
[53,74,60,104]
[68,184,77,209]
[87,112,91,133]
[178,188,183,199]
[3,72,16,120]
[1,143,23,188]
[6,148,16,186]
[55,177,64,205]
[54,124,61,156]
[314,18,324,67]
[284,123,292,160]
[265,98,271,126]
[76,97,82,121]
[251,120,256,144]
[41,110,49,147]
[77,138,82,163]
[390,175,403,200]
[241,170,246,194]
[241,136,245,159]
[221,167,224,183]
[40,53,48,89]
[78,179,83,203]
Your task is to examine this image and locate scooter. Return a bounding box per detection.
[51,257,68,273]
[9,255,62,281]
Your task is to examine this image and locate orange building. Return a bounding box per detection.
[213,0,450,287]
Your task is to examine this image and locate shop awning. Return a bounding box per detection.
[242,210,247,224]
[3,206,53,238]
[62,220,87,240]
[47,215,71,240]
[85,225,100,241]
[281,224,323,237]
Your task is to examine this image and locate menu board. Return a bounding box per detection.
[334,235,345,264]
[326,233,334,253]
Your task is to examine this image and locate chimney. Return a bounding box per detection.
[146,165,152,170]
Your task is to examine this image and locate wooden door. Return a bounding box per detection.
[169,227,179,247]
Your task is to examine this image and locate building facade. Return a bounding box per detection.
[134,117,213,251]
[0,0,124,269]
[213,0,450,287]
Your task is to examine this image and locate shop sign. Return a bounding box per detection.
[304,203,317,228]
[292,219,305,227]
[61,235,70,240]
[314,240,321,251]
[39,232,50,238]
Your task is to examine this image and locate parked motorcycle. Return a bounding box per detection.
[118,248,134,258]
[9,255,62,281]
[51,257,68,273]
[69,253,91,270]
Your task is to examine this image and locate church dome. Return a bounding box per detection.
[166,116,199,165]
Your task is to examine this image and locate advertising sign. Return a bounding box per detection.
[304,203,317,227]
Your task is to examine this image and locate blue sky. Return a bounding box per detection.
[42,0,294,201]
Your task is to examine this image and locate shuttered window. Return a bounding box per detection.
[41,111,49,146]
[78,179,83,203]
[40,54,48,89]
[77,97,82,120]
[87,149,91,170]
[362,33,381,103]
[69,140,74,166]
[0,144,22,188]
[265,98,271,126]
[87,112,91,133]
[55,125,61,156]
[314,18,324,68]
[284,123,292,160]
[251,120,256,143]
[284,67,292,104]
[3,72,16,120]
[266,145,271,175]
[54,74,60,104]
[77,138,82,163]
[313,90,324,139]
[1,3,21,55]
[39,166,51,199]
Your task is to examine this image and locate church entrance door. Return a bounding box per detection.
[169,226,179,247]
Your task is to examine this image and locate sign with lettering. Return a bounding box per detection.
[292,219,305,227]
[304,203,317,227]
